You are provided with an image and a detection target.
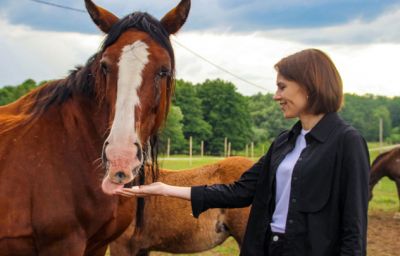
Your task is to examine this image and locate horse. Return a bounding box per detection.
[0,0,190,254]
[369,147,400,211]
[110,156,252,256]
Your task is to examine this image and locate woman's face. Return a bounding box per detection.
[273,73,308,119]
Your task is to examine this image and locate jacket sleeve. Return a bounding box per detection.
[190,144,273,218]
[340,129,370,256]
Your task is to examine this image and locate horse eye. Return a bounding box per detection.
[158,68,170,78]
[101,62,109,76]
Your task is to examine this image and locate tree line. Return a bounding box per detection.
[1,79,399,155]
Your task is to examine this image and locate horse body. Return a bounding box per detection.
[0,0,191,254]
[369,147,400,210]
[0,77,133,255]
[110,157,252,255]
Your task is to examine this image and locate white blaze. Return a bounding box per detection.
[107,40,149,145]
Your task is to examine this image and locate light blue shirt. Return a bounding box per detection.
[270,129,308,233]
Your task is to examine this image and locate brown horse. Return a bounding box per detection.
[369,147,400,211]
[0,0,190,255]
[110,157,252,256]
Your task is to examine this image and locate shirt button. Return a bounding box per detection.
[272,235,279,242]
[291,198,297,203]
[293,176,298,181]
[298,157,303,161]
[288,219,294,224]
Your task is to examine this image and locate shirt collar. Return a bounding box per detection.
[289,112,342,143]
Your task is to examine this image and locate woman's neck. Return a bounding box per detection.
[300,113,325,131]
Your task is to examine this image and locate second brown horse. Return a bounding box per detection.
[369,147,400,211]
[110,157,252,255]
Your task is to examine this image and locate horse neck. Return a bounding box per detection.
[370,159,387,187]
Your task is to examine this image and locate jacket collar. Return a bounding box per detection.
[286,112,343,144]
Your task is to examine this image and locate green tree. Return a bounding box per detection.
[197,79,253,155]
[173,80,212,153]
[247,93,295,143]
[159,105,186,154]
[0,79,39,105]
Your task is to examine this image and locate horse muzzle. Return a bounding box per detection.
[101,143,143,195]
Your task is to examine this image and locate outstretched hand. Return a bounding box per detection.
[116,182,167,198]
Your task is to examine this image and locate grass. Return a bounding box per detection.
[158,155,224,170]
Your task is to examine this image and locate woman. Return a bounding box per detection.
[117,49,370,256]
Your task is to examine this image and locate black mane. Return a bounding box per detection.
[372,151,390,167]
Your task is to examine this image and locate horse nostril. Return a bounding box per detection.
[115,171,126,181]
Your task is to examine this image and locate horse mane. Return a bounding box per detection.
[0,55,99,135]
[371,151,390,168]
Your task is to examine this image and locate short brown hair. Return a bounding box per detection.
[274,48,343,114]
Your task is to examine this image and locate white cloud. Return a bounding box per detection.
[259,5,400,44]
[0,13,399,97]
[0,16,102,85]
[173,32,400,96]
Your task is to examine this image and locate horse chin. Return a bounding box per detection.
[101,177,125,195]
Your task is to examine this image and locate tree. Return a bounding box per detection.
[158,105,186,154]
[197,79,253,155]
[173,80,212,153]
[0,79,39,105]
[247,93,295,143]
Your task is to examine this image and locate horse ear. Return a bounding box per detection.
[85,0,119,34]
[160,0,191,35]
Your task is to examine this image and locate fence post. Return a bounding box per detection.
[251,142,254,159]
[228,142,231,157]
[167,138,170,158]
[189,136,193,166]
[201,140,204,158]
[379,118,383,153]
[224,137,228,157]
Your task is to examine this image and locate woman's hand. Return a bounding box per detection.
[116,182,167,197]
[116,182,192,200]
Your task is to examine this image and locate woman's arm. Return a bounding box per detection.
[117,142,274,217]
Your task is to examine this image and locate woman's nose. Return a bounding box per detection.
[273,92,281,101]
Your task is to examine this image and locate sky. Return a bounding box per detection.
[0,0,400,96]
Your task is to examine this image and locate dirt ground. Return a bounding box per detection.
[368,211,400,256]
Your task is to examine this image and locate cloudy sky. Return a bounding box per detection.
[0,0,399,96]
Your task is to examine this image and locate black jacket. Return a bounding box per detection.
[191,113,370,256]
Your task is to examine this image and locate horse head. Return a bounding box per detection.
[84,0,191,195]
